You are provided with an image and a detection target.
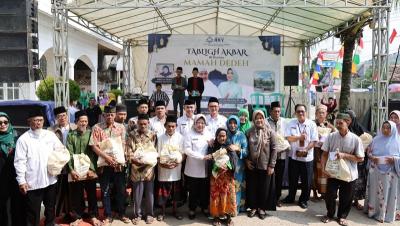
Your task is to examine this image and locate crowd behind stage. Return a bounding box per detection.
[1,84,400,225]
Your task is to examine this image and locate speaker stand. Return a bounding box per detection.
[285,86,296,118]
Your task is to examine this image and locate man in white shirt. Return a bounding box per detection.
[150,101,167,137]
[177,99,196,135]
[206,97,227,135]
[183,114,213,219]
[320,113,364,225]
[14,109,63,226]
[156,115,184,221]
[283,104,318,209]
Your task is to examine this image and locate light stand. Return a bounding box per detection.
[285,86,296,118]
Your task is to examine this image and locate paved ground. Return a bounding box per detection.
[105,191,392,226]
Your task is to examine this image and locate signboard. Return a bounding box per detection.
[147,34,281,113]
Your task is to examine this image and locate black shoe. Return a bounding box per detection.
[299,202,308,209]
[188,211,196,220]
[282,197,294,204]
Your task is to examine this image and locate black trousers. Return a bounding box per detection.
[275,159,286,201]
[69,179,98,219]
[26,183,57,226]
[173,93,185,117]
[185,176,209,211]
[246,169,276,211]
[188,96,202,114]
[325,178,355,219]
[287,158,313,203]
[0,152,26,226]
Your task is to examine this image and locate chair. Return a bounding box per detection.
[266,92,286,117]
[250,92,267,116]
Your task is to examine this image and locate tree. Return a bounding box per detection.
[36,76,80,102]
[337,12,371,112]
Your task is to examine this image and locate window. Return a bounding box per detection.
[0,83,20,100]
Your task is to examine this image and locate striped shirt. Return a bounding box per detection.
[150,91,170,106]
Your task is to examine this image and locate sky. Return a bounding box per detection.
[310,9,400,63]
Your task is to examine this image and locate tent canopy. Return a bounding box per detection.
[65,0,378,45]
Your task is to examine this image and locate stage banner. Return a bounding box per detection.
[147,34,281,114]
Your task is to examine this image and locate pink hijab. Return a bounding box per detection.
[389,110,400,134]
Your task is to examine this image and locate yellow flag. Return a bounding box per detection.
[351,62,357,74]
[313,71,319,80]
[332,69,340,78]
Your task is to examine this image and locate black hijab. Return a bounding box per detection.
[346,110,365,136]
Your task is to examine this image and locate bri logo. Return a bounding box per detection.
[206,36,224,44]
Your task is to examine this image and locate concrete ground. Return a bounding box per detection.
[106,190,392,226]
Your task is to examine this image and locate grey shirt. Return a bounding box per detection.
[321,131,365,181]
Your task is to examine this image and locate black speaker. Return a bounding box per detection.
[284,65,299,86]
[0,0,39,82]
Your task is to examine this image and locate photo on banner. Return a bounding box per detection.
[147,34,281,114]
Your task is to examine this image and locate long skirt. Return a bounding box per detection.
[313,147,327,194]
[246,168,276,211]
[210,170,237,218]
[234,159,246,213]
[364,164,399,223]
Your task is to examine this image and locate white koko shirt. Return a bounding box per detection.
[14,129,63,191]
[157,132,184,182]
[206,114,227,136]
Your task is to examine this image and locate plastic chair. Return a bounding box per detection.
[250,92,267,116]
[266,92,286,116]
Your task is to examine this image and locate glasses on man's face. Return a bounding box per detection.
[0,121,9,125]
[32,118,44,122]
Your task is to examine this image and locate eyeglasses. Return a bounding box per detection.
[296,110,305,113]
[0,121,9,125]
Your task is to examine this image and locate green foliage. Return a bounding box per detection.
[36,76,80,101]
[110,88,123,99]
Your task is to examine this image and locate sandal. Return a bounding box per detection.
[156,214,164,221]
[90,217,102,226]
[131,217,140,225]
[247,209,257,218]
[120,216,130,224]
[227,216,234,226]
[173,213,183,220]
[352,201,363,210]
[258,210,267,220]
[320,216,333,223]
[338,218,349,226]
[70,219,82,226]
[396,213,400,221]
[146,216,154,224]
[213,219,221,226]
[102,218,112,226]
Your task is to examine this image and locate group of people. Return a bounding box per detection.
[0,94,399,226]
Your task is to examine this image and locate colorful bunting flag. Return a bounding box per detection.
[351,62,357,74]
[332,69,340,78]
[315,64,321,73]
[390,28,397,44]
[358,37,364,49]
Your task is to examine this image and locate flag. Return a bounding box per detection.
[335,62,343,72]
[390,28,397,44]
[332,69,340,78]
[358,37,364,49]
[317,51,323,65]
[351,62,357,74]
[315,64,321,73]
[313,71,319,80]
[353,47,361,65]
[338,46,344,58]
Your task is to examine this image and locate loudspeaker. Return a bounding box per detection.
[0,0,39,82]
[284,65,299,86]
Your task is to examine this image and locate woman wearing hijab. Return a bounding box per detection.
[344,110,367,210]
[237,108,251,134]
[389,110,400,134]
[365,121,400,223]
[209,128,237,226]
[183,114,213,219]
[218,68,243,109]
[226,115,248,213]
[245,110,277,219]
[0,112,25,226]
